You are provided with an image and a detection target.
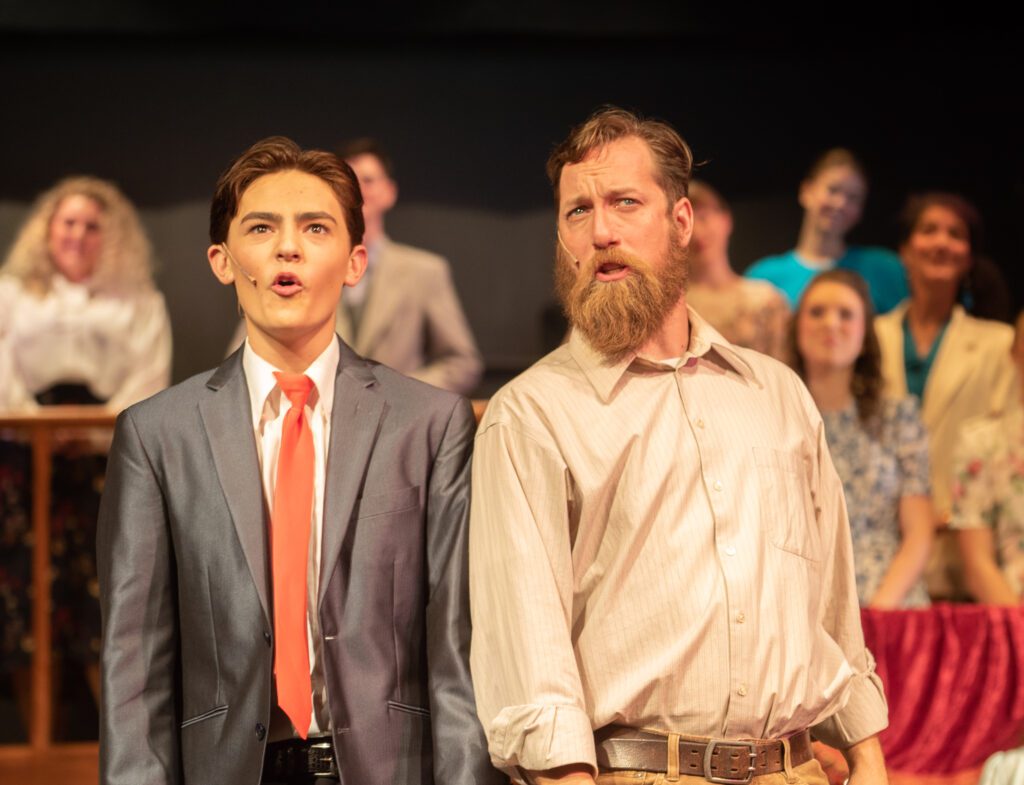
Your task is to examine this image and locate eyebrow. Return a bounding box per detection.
[238,211,338,224]
[297,211,337,224]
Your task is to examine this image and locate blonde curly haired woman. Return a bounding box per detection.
[0,176,170,738]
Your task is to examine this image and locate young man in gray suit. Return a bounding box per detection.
[97,137,499,785]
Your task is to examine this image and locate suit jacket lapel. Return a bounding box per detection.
[198,350,271,624]
[922,306,975,423]
[355,240,403,356]
[319,341,386,609]
[875,303,909,399]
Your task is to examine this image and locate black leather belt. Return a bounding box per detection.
[595,726,814,784]
[263,738,339,782]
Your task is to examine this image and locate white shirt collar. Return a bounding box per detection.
[242,335,340,430]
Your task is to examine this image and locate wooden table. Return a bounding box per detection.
[0,407,115,784]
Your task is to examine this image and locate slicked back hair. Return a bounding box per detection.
[546,106,693,208]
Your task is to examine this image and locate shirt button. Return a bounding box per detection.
[255,722,266,741]
[263,630,272,646]
[737,685,748,697]
[696,419,705,429]
[713,480,723,492]
[724,546,736,557]
[736,612,746,623]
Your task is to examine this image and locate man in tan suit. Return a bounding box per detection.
[336,138,483,394]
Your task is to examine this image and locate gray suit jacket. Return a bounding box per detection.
[97,339,500,785]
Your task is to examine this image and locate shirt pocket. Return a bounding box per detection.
[753,446,821,562]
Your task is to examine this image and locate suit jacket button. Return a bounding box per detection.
[263,630,272,646]
[255,722,266,741]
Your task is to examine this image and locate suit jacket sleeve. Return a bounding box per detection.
[424,396,504,785]
[409,264,483,395]
[97,409,181,785]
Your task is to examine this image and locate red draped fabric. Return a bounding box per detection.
[860,604,1024,776]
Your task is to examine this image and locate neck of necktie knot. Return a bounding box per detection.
[274,371,314,411]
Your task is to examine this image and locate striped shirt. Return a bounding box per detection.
[468,307,887,778]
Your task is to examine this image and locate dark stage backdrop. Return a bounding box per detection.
[1,10,1020,394]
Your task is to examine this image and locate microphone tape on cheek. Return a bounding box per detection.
[557,232,579,264]
[222,243,258,287]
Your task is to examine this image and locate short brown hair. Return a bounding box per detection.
[688,180,730,213]
[209,136,364,245]
[335,137,395,180]
[789,269,883,431]
[546,106,693,206]
[898,191,983,257]
[804,148,867,185]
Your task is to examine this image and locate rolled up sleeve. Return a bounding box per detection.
[469,417,596,778]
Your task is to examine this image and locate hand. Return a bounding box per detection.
[813,741,850,785]
[844,736,888,785]
[528,764,597,785]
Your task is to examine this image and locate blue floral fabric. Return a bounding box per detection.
[822,397,931,607]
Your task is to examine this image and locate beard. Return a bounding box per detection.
[554,232,689,363]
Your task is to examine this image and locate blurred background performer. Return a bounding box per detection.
[791,270,933,608]
[875,193,1015,598]
[0,176,171,735]
[686,179,790,361]
[745,149,908,314]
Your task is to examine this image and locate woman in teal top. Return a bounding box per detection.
[745,148,908,313]
[875,193,1015,598]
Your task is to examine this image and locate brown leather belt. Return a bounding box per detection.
[595,726,813,784]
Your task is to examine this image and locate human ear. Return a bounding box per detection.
[344,245,368,287]
[673,196,694,246]
[208,244,235,285]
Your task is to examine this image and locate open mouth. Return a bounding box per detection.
[271,272,304,296]
[595,261,630,282]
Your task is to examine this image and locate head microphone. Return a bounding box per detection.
[221,243,258,287]
[557,232,579,265]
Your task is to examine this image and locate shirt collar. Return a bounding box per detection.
[242,335,340,429]
[568,305,759,404]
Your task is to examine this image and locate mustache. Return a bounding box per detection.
[576,248,655,279]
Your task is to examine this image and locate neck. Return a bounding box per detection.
[908,284,957,325]
[796,219,845,264]
[638,294,691,360]
[362,216,386,247]
[805,365,855,412]
[692,253,738,289]
[245,322,336,373]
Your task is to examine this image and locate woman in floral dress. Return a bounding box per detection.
[950,311,1024,603]
[791,269,934,607]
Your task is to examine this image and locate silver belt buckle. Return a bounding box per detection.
[307,741,337,776]
[703,739,757,785]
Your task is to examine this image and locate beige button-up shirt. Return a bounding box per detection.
[469,308,887,778]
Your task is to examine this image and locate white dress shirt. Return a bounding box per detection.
[242,336,339,741]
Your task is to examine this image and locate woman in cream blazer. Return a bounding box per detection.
[875,193,1014,597]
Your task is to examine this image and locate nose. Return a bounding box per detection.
[276,223,302,262]
[590,206,620,250]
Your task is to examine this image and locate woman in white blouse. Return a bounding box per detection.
[0,176,171,736]
[0,176,171,410]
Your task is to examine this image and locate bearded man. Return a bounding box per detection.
[468,107,890,785]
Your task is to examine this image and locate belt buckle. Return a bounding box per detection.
[306,741,337,776]
[703,739,757,785]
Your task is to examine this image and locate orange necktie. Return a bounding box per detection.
[271,371,315,738]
